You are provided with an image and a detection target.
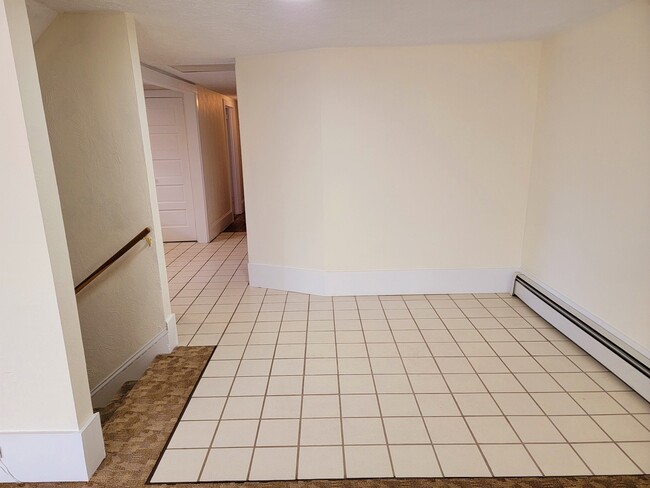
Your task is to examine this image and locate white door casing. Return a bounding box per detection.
[146,96,197,242]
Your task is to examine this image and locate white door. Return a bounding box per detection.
[146,97,197,242]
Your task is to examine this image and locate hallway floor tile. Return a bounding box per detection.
[152,233,650,482]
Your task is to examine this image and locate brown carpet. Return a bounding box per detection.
[22,347,650,488]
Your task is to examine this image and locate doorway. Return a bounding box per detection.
[145,95,197,242]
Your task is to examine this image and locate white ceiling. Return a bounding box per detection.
[31,0,630,95]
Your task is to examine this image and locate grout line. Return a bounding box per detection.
[159,233,650,480]
[246,288,282,481]
[354,295,396,478]
[401,297,494,477]
[379,297,444,476]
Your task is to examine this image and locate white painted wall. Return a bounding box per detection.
[238,49,325,271]
[0,0,92,434]
[34,12,174,391]
[522,0,650,352]
[0,0,103,481]
[237,43,541,293]
[197,86,237,239]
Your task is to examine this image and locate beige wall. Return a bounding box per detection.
[197,86,236,239]
[237,43,540,289]
[319,44,541,271]
[0,0,92,432]
[35,12,172,389]
[238,49,325,270]
[522,0,650,352]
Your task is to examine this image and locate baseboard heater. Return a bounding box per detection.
[513,274,650,402]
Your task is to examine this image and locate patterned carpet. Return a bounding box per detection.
[22,347,650,487]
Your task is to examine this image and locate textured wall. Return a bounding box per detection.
[237,43,540,274]
[522,0,650,351]
[0,0,92,431]
[35,12,170,389]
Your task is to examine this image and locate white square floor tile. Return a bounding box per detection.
[592,415,650,441]
[417,394,461,416]
[303,375,338,394]
[508,416,564,443]
[151,448,207,483]
[425,417,473,444]
[302,394,340,417]
[221,396,264,419]
[480,444,541,476]
[200,448,253,481]
[341,394,381,417]
[300,418,342,445]
[435,444,491,477]
[230,376,268,396]
[384,417,430,444]
[374,374,411,393]
[572,443,642,475]
[213,419,259,447]
[480,373,525,393]
[298,446,344,479]
[249,447,297,480]
[182,397,226,421]
[262,395,302,418]
[378,394,421,416]
[257,419,300,446]
[389,444,441,477]
[267,375,303,395]
[194,377,233,397]
[158,240,649,481]
[409,374,449,393]
[526,444,590,475]
[619,442,650,472]
[344,445,393,478]
[549,415,610,442]
[466,416,519,444]
[339,375,376,394]
[493,393,543,415]
[343,417,386,444]
[168,421,218,448]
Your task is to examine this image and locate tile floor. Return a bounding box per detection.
[152,232,650,483]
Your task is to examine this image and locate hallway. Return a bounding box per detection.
[152,232,650,482]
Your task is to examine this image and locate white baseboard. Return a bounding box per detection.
[90,328,170,408]
[514,274,650,402]
[209,210,234,241]
[166,313,178,350]
[248,263,517,296]
[0,413,105,483]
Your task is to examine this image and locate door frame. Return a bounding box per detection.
[141,66,210,243]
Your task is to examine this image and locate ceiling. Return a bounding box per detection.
[30,0,630,95]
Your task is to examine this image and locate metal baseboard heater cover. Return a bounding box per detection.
[513,274,650,402]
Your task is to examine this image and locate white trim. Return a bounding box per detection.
[184,92,209,243]
[166,313,178,351]
[248,263,517,296]
[0,413,105,483]
[142,67,210,243]
[141,64,197,94]
[142,89,182,98]
[514,277,650,402]
[90,329,169,408]
[210,210,234,240]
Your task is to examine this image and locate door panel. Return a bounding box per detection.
[145,97,197,242]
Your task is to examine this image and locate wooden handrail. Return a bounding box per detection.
[74,227,151,295]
